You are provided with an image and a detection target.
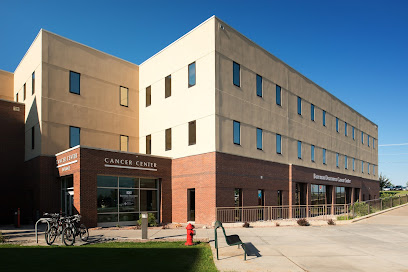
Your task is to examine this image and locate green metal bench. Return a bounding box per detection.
[214,220,248,260]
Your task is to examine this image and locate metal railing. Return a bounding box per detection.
[216,194,408,223]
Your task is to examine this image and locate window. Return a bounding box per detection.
[31,126,35,150]
[311,104,315,121]
[373,138,376,149]
[23,83,26,100]
[297,141,302,159]
[311,145,315,162]
[165,128,171,151]
[120,86,128,107]
[345,122,347,136]
[32,72,35,95]
[233,62,240,87]
[361,161,364,173]
[188,62,196,87]
[256,128,263,150]
[345,155,348,169]
[336,153,339,168]
[69,126,80,148]
[323,149,326,165]
[69,71,80,95]
[233,121,240,145]
[189,120,196,146]
[276,85,281,106]
[352,127,355,140]
[297,97,302,115]
[276,134,282,154]
[165,75,171,98]
[120,135,129,152]
[353,158,355,171]
[336,118,339,132]
[368,135,370,147]
[146,135,151,155]
[258,189,264,206]
[368,162,370,174]
[16,93,18,102]
[361,132,364,144]
[146,86,151,107]
[256,74,263,97]
[322,110,326,126]
[234,188,242,207]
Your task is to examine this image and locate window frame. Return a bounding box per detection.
[120,86,129,107]
[69,126,80,148]
[188,120,196,146]
[165,75,171,98]
[256,128,263,150]
[233,121,241,145]
[233,62,240,87]
[256,74,262,97]
[276,134,282,154]
[165,128,172,151]
[69,71,81,95]
[188,62,196,88]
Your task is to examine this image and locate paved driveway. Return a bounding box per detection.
[211,204,408,272]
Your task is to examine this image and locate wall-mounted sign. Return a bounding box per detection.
[104,157,157,171]
[56,153,78,169]
[313,173,351,184]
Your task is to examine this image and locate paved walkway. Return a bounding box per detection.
[1,204,408,271]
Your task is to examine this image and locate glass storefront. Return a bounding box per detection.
[311,184,326,205]
[336,186,346,204]
[97,175,159,226]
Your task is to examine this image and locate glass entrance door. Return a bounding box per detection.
[61,175,74,215]
[187,189,195,222]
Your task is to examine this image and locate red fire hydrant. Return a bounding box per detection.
[185,223,195,246]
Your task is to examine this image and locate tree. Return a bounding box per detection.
[379,173,393,190]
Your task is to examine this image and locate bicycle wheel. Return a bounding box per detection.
[79,224,89,242]
[62,227,75,246]
[45,226,57,245]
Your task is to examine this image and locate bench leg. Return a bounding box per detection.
[244,252,246,261]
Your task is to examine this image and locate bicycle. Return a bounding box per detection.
[43,213,67,245]
[62,214,88,246]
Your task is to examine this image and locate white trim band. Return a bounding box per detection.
[104,164,157,171]
[57,160,78,168]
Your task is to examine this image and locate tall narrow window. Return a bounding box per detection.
[146,86,151,107]
[188,120,196,146]
[345,122,348,136]
[256,74,262,97]
[298,141,302,159]
[258,189,264,206]
[353,158,355,171]
[120,86,128,107]
[336,153,339,168]
[69,71,80,95]
[165,75,171,98]
[311,104,315,121]
[233,121,240,145]
[368,162,370,174]
[256,128,263,150]
[32,72,35,94]
[361,161,364,173]
[16,93,18,102]
[352,127,355,140]
[361,132,364,144]
[188,62,196,87]
[146,135,151,154]
[345,155,348,169]
[367,135,370,147]
[276,85,281,106]
[336,118,339,132]
[297,97,302,115]
[311,145,315,162]
[31,126,35,150]
[322,110,326,126]
[23,83,26,100]
[373,138,375,149]
[276,134,282,154]
[165,128,172,151]
[120,135,129,152]
[69,126,80,148]
[234,188,242,207]
[233,62,240,87]
[323,149,326,165]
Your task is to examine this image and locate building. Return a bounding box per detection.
[0,16,379,227]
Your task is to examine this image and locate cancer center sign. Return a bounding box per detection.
[104,157,157,171]
[313,173,351,184]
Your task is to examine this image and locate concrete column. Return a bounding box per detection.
[306,184,310,217]
[289,164,292,219]
[331,186,336,215]
[351,188,355,205]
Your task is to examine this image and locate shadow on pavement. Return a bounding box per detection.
[244,242,262,258]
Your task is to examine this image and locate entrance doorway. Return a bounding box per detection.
[187,189,195,222]
[61,175,74,216]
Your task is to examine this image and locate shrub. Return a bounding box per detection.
[242,222,250,228]
[296,218,310,226]
[137,213,158,227]
[275,222,280,227]
[337,215,354,220]
[327,219,335,225]
[351,201,370,217]
[0,232,5,243]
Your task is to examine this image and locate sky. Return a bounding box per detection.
[1,0,407,185]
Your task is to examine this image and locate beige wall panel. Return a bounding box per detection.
[0,70,14,101]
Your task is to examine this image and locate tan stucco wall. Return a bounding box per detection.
[214,17,378,180]
[0,70,14,101]
[41,31,139,156]
[139,17,216,158]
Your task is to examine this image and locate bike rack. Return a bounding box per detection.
[35,218,50,243]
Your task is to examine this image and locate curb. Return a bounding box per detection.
[351,202,408,223]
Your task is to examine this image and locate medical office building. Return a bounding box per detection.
[0,16,379,227]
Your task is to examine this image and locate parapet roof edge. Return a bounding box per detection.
[139,15,216,66]
[214,16,378,128]
[14,29,42,73]
[0,69,13,75]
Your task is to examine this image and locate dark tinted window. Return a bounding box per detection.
[256,128,262,150]
[297,97,302,115]
[146,135,151,154]
[276,134,282,154]
[256,74,262,97]
[69,126,80,148]
[69,71,80,95]
[165,75,171,98]
[311,104,315,121]
[189,120,196,145]
[188,62,196,87]
[233,62,240,87]
[276,85,281,106]
[165,128,171,151]
[146,86,151,107]
[298,141,302,159]
[233,121,240,145]
[323,110,326,126]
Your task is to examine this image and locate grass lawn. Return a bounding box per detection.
[380,191,408,197]
[0,241,218,272]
